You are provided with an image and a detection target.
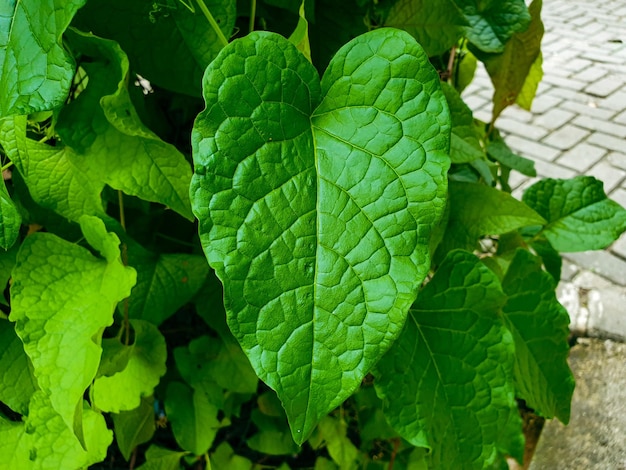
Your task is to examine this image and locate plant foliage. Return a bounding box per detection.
[0,0,625,469]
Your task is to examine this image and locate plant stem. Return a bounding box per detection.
[249,0,256,32]
[118,190,131,345]
[194,0,229,47]
[0,162,13,172]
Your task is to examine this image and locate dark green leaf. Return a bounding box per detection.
[501,249,575,423]
[487,130,536,177]
[191,29,450,442]
[72,0,236,96]
[523,176,626,252]
[112,397,156,461]
[0,0,85,116]
[0,320,37,415]
[165,381,221,456]
[529,236,562,282]
[384,0,468,57]
[210,442,253,470]
[453,0,530,53]
[440,181,545,254]
[136,445,187,470]
[441,82,485,164]
[0,178,20,249]
[481,0,543,121]
[375,250,521,469]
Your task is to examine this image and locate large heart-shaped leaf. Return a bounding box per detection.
[191,28,450,442]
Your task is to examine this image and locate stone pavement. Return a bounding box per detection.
[464,0,626,340]
[464,1,626,468]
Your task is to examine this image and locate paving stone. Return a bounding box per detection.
[587,132,626,152]
[542,124,591,150]
[503,134,562,161]
[587,161,626,193]
[585,76,625,97]
[611,233,626,260]
[572,115,626,138]
[534,108,575,131]
[614,110,626,125]
[542,74,588,92]
[564,250,626,286]
[549,87,598,104]
[494,117,549,141]
[572,66,608,83]
[562,58,593,74]
[608,152,626,171]
[556,142,607,172]
[560,100,616,120]
[598,90,626,111]
[533,159,577,179]
[530,94,563,114]
[609,187,626,207]
[462,94,489,113]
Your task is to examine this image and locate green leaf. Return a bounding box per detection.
[486,130,536,177]
[384,0,468,57]
[442,82,485,164]
[0,115,105,222]
[56,29,193,220]
[9,216,136,434]
[72,0,236,96]
[529,236,562,283]
[92,320,167,413]
[516,52,543,111]
[25,392,112,470]
[317,416,361,470]
[210,442,253,470]
[453,0,530,53]
[500,249,575,423]
[0,0,85,117]
[374,250,521,469]
[175,335,258,395]
[0,178,20,249]
[0,242,17,306]
[288,1,312,62]
[191,28,450,443]
[523,176,626,252]
[247,408,299,455]
[127,245,209,326]
[481,0,543,121]
[165,381,221,456]
[112,396,156,461]
[440,181,546,253]
[0,320,37,415]
[136,445,187,470]
[0,416,31,470]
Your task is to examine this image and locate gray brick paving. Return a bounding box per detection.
[463,0,626,357]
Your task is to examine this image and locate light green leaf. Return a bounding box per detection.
[56,30,193,220]
[0,320,37,415]
[165,381,221,456]
[453,0,530,53]
[72,0,236,96]
[481,0,543,121]
[501,249,575,423]
[191,29,450,443]
[317,416,361,470]
[384,0,468,57]
[136,445,187,470]
[92,320,167,413]
[0,178,20,249]
[288,1,312,62]
[175,335,258,395]
[487,129,536,177]
[440,181,546,253]
[9,216,136,434]
[0,0,85,117]
[314,457,338,470]
[0,416,31,470]
[442,82,485,164]
[112,396,156,461]
[127,247,209,326]
[375,250,521,469]
[523,176,626,251]
[26,392,112,470]
[516,52,543,110]
[0,115,105,221]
